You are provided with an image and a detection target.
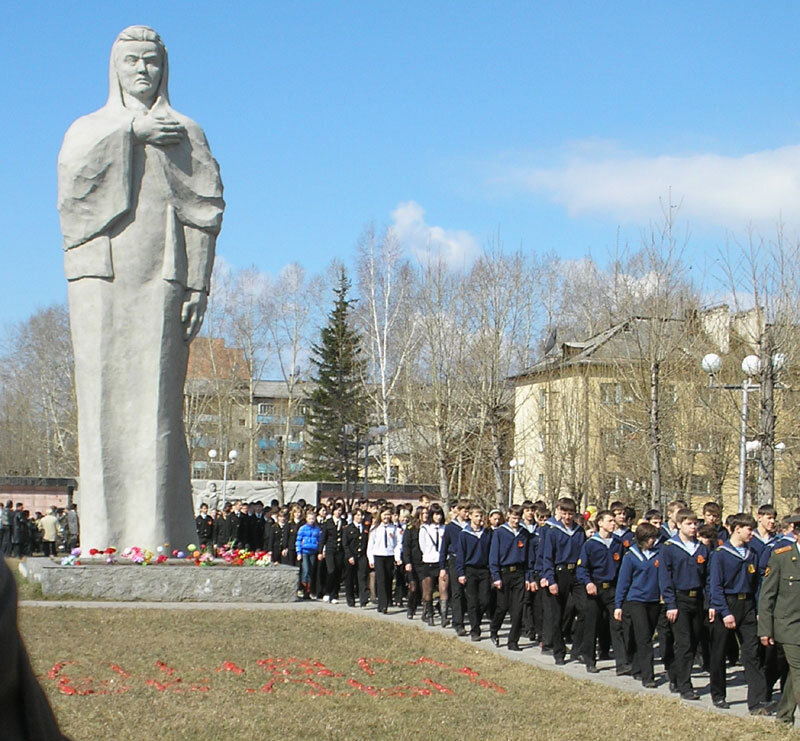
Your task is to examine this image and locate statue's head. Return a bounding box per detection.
[110,26,169,109]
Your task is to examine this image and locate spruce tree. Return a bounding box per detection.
[306,267,368,481]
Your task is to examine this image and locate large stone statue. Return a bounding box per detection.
[57,26,224,550]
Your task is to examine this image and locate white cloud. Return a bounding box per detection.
[513,142,800,231]
[390,201,480,268]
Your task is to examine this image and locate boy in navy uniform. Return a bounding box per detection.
[195,503,214,548]
[576,509,628,674]
[520,501,537,641]
[489,504,533,651]
[703,501,729,546]
[708,512,770,714]
[541,497,586,665]
[441,500,469,635]
[456,506,493,641]
[655,499,685,690]
[657,508,708,700]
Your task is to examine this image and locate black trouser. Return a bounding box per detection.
[373,555,394,612]
[535,581,550,647]
[709,595,767,709]
[464,565,491,637]
[344,557,358,606]
[357,557,370,606]
[673,591,704,694]
[42,540,56,557]
[447,554,467,629]
[582,584,626,668]
[522,585,536,638]
[393,563,406,605]
[325,550,345,599]
[551,565,583,660]
[490,567,525,645]
[11,542,25,559]
[657,603,675,683]
[625,601,660,684]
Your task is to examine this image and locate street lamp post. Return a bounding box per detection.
[362,425,388,498]
[508,458,524,509]
[701,352,782,511]
[208,448,238,510]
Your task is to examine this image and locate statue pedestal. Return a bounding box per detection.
[20,558,298,603]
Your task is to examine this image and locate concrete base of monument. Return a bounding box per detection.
[19,558,299,603]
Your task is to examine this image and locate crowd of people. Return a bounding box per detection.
[0,501,79,558]
[194,493,800,724]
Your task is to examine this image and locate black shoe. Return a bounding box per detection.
[643,680,657,689]
[585,663,599,674]
[455,626,467,637]
[712,699,730,709]
[490,633,500,647]
[554,656,566,666]
[681,691,700,701]
[750,701,775,716]
[508,643,522,652]
[541,646,553,655]
[347,602,355,608]
[470,634,481,642]
[669,680,679,694]
[616,665,633,676]
[598,652,611,661]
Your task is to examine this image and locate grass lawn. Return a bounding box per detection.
[18,606,799,741]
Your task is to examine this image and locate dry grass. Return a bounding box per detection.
[17,606,800,741]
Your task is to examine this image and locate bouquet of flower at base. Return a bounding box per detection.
[121,546,155,565]
[60,547,82,566]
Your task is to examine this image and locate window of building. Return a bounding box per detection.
[689,474,710,495]
[258,403,275,415]
[539,389,547,409]
[239,418,246,426]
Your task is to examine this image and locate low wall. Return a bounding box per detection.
[24,560,298,603]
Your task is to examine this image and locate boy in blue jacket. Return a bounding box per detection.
[489,504,533,651]
[541,497,586,665]
[577,510,627,674]
[614,522,660,687]
[457,506,492,641]
[657,508,708,701]
[708,512,769,714]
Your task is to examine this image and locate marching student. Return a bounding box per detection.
[489,504,532,651]
[402,507,426,620]
[708,512,770,714]
[540,497,586,665]
[611,505,634,550]
[751,504,780,554]
[367,506,402,614]
[440,500,469,635]
[418,503,446,625]
[321,502,346,603]
[576,510,628,674]
[614,522,661,688]
[657,508,708,701]
[703,501,729,546]
[655,499,685,687]
[520,502,537,641]
[530,505,549,646]
[343,508,369,608]
[456,506,493,641]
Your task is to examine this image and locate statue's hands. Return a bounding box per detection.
[181,290,207,343]
[132,113,186,146]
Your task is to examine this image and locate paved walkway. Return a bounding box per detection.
[20,598,789,725]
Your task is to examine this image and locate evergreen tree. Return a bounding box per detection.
[306,267,368,480]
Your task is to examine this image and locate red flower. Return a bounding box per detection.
[89,548,99,556]
[612,552,621,561]
[697,554,706,564]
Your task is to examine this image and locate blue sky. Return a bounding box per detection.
[4,1,800,325]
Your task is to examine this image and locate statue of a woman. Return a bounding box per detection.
[57,26,224,550]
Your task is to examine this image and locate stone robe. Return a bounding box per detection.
[57,34,224,550]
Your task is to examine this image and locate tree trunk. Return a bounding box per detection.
[758,334,775,506]
[435,423,450,505]
[489,412,504,508]
[649,361,662,509]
